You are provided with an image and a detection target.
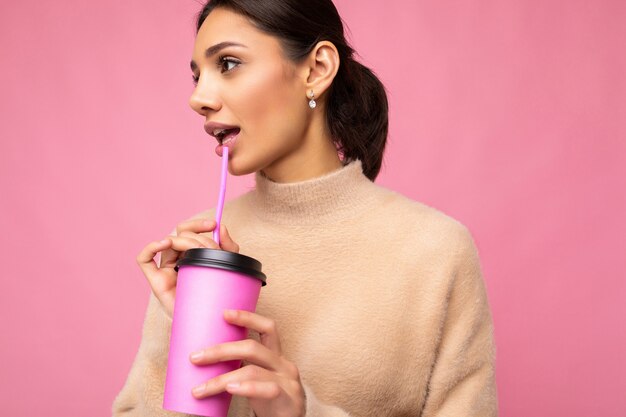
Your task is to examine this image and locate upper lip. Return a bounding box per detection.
[204,121,240,142]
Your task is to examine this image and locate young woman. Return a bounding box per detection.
[112,1,498,416]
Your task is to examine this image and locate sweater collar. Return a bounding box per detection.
[250,159,377,225]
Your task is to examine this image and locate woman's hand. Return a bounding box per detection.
[135,218,240,319]
[189,310,306,417]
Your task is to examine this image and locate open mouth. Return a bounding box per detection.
[216,127,240,145]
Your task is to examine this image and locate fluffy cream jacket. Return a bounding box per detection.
[112,159,498,416]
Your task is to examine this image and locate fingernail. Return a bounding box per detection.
[224,309,236,318]
[190,351,203,362]
[160,239,169,244]
[226,382,240,390]
[193,385,206,396]
[203,219,213,227]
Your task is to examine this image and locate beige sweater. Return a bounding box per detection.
[112,159,498,416]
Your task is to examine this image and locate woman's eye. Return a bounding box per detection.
[191,56,240,86]
[218,55,240,73]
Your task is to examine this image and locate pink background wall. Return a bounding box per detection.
[1,0,624,415]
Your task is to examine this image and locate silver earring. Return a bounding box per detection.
[308,90,316,109]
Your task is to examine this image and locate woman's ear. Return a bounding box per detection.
[303,41,340,101]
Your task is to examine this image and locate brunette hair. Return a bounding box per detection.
[195,0,389,181]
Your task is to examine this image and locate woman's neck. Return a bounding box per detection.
[261,154,343,183]
[251,158,377,225]
[260,115,343,183]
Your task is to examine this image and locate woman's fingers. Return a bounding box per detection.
[225,380,281,399]
[176,218,217,236]
[191,364,279,399]
[137,235,209,292]
[178,230,220,249]
[218,224,240,253]
[135,218,240,318]
[136,238,170,276]
[135,218,224,320]
[136,239,177,317]
[175,218,239,252]
[190,338,281,372]
[223,310,283,354]
[187,308,306,416]
[158,235,212,267]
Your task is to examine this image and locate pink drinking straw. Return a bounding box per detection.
[212,146,229,246]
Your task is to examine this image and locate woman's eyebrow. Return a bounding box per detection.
[190,41,248,71]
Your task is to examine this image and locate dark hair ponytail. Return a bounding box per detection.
[327,57,388,181]
[195,0,389,181]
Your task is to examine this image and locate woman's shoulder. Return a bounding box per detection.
[373,184,477,256]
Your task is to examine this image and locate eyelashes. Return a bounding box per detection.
[219,55,240,73]
[192,55,240,85]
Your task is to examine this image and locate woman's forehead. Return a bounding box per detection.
[195,8,274,50]
[192,9,284,64]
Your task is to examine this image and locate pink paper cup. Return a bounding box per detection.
[163,248,267,417]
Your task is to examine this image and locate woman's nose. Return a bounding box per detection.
[189,79,222,115]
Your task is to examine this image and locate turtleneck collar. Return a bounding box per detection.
[249,159,378,225]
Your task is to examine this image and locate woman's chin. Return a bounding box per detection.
[227,157,258,177]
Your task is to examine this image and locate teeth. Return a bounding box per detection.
[222,134,236,145]
[213,128,227,137]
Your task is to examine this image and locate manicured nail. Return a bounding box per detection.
[193,385,206,396]
[160,239,169,244]
[203,219,213,227]
[226,382,240,390]
[190,351,203,362]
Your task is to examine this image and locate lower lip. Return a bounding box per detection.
[215,131,239,157]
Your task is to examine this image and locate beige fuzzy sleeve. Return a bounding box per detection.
[111,290,197,417]
[420,227,499,417]
[111,224,197,417]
